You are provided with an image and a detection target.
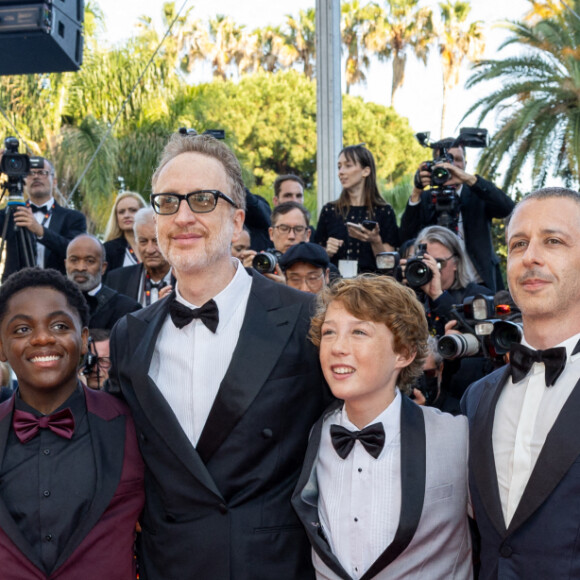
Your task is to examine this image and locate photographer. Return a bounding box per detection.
[400,137,514,292]
[408,225,491,337]
[0,147,86,281]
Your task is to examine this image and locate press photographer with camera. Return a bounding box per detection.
[0,139,86,282]
[400,130,514,292]
[405,225,491,337]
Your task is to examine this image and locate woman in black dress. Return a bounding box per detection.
[314,144,398,274]
[103,191,147,273]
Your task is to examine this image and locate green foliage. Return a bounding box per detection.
[465,2,580,190]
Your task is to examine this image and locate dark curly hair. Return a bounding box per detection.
[0,268,90,328]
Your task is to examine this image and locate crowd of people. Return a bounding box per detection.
[0,132,578,580]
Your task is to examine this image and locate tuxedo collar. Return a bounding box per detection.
[293,395,426,580]
[470,364,580,537]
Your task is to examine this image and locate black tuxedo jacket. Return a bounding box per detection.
[462,366,580,579]
[87,284,141,331]
[108,270,329,580]
[0,386,144,579]
[0,203,86,281]
[399,176,514,292]
[106,263,175,304]
[103,236,133,273]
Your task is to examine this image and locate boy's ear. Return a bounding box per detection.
[395,348,416,370]
[0,340,7,363]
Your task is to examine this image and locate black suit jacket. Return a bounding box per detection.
[103,236,133,273]
[105,263,145,302]
[399,176,514,292]
[462,366,580,579]
[87,285,142,331]
[0,203,86,281]
[108,270,329,580]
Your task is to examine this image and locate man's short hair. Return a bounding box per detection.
[0,267,89,328]
[133,207,156,235]
[273,174,305,198]
[152,133,246,211]
[89,328,111,342]
[433,138,466,160]
[67,234,106,263]
[506,187,580,229]
[309,275,428,391]
[271,201,310,226]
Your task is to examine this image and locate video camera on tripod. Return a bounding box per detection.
[0,137,45,270]
[414,128,489,233]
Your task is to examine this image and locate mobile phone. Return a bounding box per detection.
[346,221,362,229]
[362,220,378,230]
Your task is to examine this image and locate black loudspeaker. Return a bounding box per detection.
[0,0,84,75]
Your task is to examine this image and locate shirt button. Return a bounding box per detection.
[43,490,50,497]
[45,534,53,542]
[42,449,50,455]
[354,517,358,522]
[358,468,362,473]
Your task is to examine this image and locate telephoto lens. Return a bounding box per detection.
[252,252,278,274]
[437,333,480,359]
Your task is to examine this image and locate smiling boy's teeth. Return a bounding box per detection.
[333,367,354,375]
[31,355,60,362]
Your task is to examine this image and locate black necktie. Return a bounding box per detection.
[169,298,219,333]
[30,204,48,214]
[330,423,385,459]
[510,343,568,387]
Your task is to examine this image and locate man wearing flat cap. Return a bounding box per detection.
[279,242,331,295]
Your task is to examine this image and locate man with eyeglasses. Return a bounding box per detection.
[279,242,330,295]
[107,132,328,580]
[82,328,111,390]
[0,155,86,281]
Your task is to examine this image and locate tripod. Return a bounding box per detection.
[0,180,37,277]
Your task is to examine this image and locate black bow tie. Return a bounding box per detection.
[330,422,385,459]
[169,298,219,333]
[30,204,48,214]
[509,342,573,387]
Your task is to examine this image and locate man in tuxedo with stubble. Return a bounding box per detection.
[107,132,327,579]
[462,187,580,579]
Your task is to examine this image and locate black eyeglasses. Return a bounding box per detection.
[150,190,237,215]
[272,224,307,235]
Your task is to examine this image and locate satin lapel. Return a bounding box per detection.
[361,395,426,580]
[291,401,351,580]
[51,393,126,572]
[0,397,46,572]
[469,366,510,538]
[124,299,223,498]
[196,276,305,463]
[508,375,580,534]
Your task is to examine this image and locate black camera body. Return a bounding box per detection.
[252,250,282,274]
[0,137,44,197]
[415,128,489,233]
[405,243,437,289]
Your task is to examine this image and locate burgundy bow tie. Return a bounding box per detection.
[13,408,75,444]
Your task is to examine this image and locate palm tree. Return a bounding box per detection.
[366,0,435,107]
[438,0,485,136]
[283,9,316,79]
[464,3,580,190]
[341,1,376,94]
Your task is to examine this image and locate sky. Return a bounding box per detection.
[96,0,531,162]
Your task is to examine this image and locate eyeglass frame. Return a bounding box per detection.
[286,270,325,289]
[150,190,238,215]
[434,254,456,269]
[271,224,308,236]
[28,169,53,177]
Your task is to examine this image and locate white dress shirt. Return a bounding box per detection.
[493,332,580,526]
[31,196,54,268]
[149,261,252,446]
[315,390,402,580]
